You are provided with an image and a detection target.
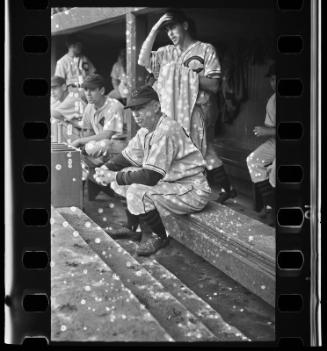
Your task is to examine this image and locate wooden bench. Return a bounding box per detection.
[161,201,275,307]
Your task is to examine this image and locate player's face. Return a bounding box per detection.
[131,101,158,130]
[84,87,104,105]
[51,85,66,101]
[269,75,276,92]
[165,23,186,46]
[70,43,82,56]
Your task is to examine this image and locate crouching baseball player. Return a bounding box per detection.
[71,74,125,179]
[94,85,211,256]
[246,63,276,226]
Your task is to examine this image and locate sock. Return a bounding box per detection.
[120,197,139,231]
[140,210,167,239]
[210,165,232,192]
[255,179,275,209]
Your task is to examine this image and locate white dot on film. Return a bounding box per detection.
[55,164,62,170]
[95,238,101,244]
[85,221,91,228]
[109,203,115,208]
[73,231,79,237]
[84,285,91,291]
[62,221,69,228]
[98,208,104,214]
[60,325,67,332]
[70,206,77,212]
[72,178,76,182]
[81,299,86,305]
[50,217,55,225]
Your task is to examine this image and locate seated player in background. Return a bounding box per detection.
[246,63,276,226]
[94,85,211,257]
[55,36,96,88]
[50,76,86,143]
[71,74,125,176]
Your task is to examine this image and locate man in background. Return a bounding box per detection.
[50,76,86,143]
[55,36,96,88]
[246,63,276,226]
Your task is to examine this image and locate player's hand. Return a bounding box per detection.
[253,126,267,137]
[94,168,116,186]
[71,139,84,148]
[153,14,174,31]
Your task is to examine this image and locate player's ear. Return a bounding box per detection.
[153,100,161,113]
[100,86,105,95]
[183,21,189,31]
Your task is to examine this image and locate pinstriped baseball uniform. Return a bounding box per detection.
[247,93,276,184]
[110,115,211,217]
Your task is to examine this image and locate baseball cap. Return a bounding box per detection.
[162,9,188,28]
[81,74,106,90]
[265,63,276,77]
[51,76,66,88]
[124,85,159,110]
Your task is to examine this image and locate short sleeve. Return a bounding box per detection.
[203,44,221,78]
[103,103,124,133]
[54,59,66,80]
[122,129,146,167]
[143,134,177,176]
[264,94,276,127]
[147,47,166,78]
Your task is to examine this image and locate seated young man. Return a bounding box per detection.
[94,85,212,256]
[50,76,86,143]
[246,63,276,226]
[71,74,125,175]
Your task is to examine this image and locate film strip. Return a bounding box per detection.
[4,0,321,346]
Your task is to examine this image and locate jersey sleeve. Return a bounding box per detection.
[54,59,66,80]
[121,129,146,167]
[143,133,177,176]
[203,44,221,79]
[146,46,166,78]
[264,94,276,127]
[103,103,124,133]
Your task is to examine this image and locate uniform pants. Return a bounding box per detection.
[110,168,211,217]
[191,105,223,170]
[246,138,276,184]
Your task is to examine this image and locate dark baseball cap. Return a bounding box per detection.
[162,9,188,29]
[265,63,276,77]
[81,74,105,90]
[124,85,159,110]
[51,76,66,88]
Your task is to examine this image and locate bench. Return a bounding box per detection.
[161,201,275,307]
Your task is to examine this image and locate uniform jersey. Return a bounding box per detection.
[82,96,124,135]
[264,93,276,128]
[122,115,206,182]
[55,53,96,86]
[146,41,221,105]
[110,61,129,98]
[51,91,86,122]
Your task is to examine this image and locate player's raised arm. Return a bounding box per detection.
[138,13,173,68]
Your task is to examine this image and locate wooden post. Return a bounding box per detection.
[126,11,148,139]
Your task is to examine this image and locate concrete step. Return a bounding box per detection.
[57,206,247,341]
[108,238,250,342]
[161,201,275,307]
[51,207,172,342]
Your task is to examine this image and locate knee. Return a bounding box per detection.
[246,153,254,167]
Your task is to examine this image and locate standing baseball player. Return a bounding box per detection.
[50,76,86,143]
[246,63,276,226]
[55,36,96,88]
[71,74,125,175]
[138,9,236,203]
[94,85,211,256]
